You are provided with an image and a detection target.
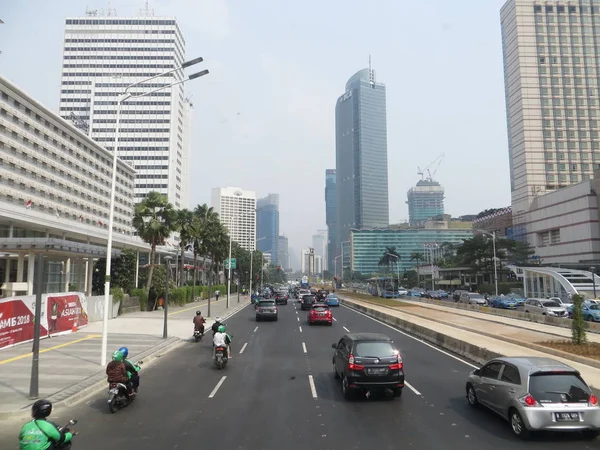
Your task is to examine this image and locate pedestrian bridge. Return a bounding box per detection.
[506,265,600,301]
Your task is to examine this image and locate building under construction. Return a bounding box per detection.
[406,180,445,226]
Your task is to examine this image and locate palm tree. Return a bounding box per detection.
[410,252,424,266]
[194,204,219,286]
[132,191,176,296]
[378,246,400,273]
[174,209,198,287]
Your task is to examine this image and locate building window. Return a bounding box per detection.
[551,229,561,244]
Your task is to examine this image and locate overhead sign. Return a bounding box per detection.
[225,258,237,270]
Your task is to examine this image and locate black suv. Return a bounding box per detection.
[332,333,404,400]
[316,289,329,301]
[300,294,316,310]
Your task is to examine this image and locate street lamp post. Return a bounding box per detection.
[227,216,233,309]
[386,253,400,293]
[476,230,498,297]
[100,57,209,365]
[163,256,173,339]
[261,254,265,290]
[591,266,597,299]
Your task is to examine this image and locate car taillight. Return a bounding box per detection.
[589,394,599,406]
[519,394,539,407]
[348,354,364,371]
[389,354,403,370]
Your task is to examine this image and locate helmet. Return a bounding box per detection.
[118,347,129,358]
[196,310,202,316]
[32,399,52,419]
[215,316,221,322]
[218,325,226,333]
[112,350,124,362]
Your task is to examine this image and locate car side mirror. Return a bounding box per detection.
[331,343,337,349]
[473,369,481,376]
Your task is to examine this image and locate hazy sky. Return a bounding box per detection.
[0,0,510,263]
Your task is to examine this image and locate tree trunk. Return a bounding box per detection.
[193,251,198,296]
[202,254,208,285]
[147,244,156,310]
[180,242,185,287]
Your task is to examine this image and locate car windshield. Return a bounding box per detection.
[589,304,600,311]
[529,373,591,403]
[258,301,275,307]
[303,296,315,301]
[312,306,329,312]
[327,295,338,299]
[354,341,397,358]
[470,294,483,299]
[541,301,561,308]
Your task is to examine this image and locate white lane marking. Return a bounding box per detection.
[302,342,307,353]
[343,326,350,332]
[208,376,227,398]
[253,326,258,332]
[405,381,421,396]
[333,317,337,322]
[308,375,318,398]
[297,316,300,322]
[299,326,303,333]
[341,305,478,369]
[239,343,248,354]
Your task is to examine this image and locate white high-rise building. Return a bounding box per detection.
[211,187,257,251]
[58,9,191,209]
[301,248,315,275]
[312,230,327,271]
[501,0,600,238]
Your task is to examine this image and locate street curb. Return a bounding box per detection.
[0,337,185,421]
[182,301,250,342]
[341,298,600,396]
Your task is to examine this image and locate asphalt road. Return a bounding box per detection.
[0,299,597,449]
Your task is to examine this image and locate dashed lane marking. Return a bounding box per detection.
[253,326,259,332]
[239,343,248,354]
[297,317,300,322]
[340,305,478,369]
[299,326,303,333]
[308,375,318,398]
[208,376,227,398]
[405,381,422,396]
[333,317,337,321]
[343,326,350,332]
[302,342,307,353]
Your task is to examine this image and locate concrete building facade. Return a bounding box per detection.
[211,187,256,251]
[406,180,445,226]
[59,10,191,209]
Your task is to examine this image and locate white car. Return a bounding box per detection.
[398,287,408,296]
[460,292,487,305]
[524,298,568,318]
[548,297,573,309]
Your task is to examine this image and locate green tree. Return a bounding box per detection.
[138,264,169,309]
[205,220,229,297]
[410,252,424,266]
[92,249,138,295]
[194,204,219,287]
[174,209,198,287]
[378,246,400,275]
[132,191,176,298]
[571,294,588,345]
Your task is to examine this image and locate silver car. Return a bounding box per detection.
[466,357,600,439]
[524,298,568,317]
[460,292,487,306]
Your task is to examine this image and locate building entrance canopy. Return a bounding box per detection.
[508,266,600,301]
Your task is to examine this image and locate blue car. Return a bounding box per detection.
[326,294,340,307]
[505,293,526,306]
[490,296,518,309]
[567,302,600,321]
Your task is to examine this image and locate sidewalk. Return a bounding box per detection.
[0,293,250,419]
[341,293,600,391]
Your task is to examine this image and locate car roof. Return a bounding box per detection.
[312,303,328,307]
[493,356,577,374]
[343,332,392,342]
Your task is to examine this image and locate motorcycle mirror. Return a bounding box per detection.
[69,419,78,426]
[137,360,144,365]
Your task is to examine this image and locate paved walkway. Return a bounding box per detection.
[342,293,600,391]
[0,294,250,418]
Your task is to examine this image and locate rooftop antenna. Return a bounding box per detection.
[368,55,375,86]
[140,1,154,16]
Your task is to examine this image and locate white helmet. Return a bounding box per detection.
[215,316,221,322]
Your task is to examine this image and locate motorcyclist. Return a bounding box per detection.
[106,350,133,396]
[193,310,206,336]
[19,399,74,450]
[215,290,220,301]
[211,316,222,336]
[212,324,232,359]
[118,347,141,394]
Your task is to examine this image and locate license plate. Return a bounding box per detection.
[555,412,580,422]
[109,389,119,395]
[319,313,325,316]
[367,368,387,375]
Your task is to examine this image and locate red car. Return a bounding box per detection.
[308,303,333,326]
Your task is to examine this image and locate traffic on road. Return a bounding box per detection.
[3,284,599,449]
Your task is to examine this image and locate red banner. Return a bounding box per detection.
[46,294,88,336]
[0,298,47,349]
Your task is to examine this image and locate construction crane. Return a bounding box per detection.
[417,153,445,182]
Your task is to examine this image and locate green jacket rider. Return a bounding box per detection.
[19,399,73,450]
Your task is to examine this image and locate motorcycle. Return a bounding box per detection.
[193,329,204,342]
[107,361,142,413]
[55,419,78,448]
[214,345,228,370]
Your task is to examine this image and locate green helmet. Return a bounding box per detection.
[218,325,226,333]
[111,350,124,362]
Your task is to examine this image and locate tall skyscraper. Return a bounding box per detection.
[278,236,289,270]
[335,65,389,253]
[59,9,191,209]
[501,0,600,236]
[211,187,256,251]
[312,231,327,272]
[325,169,337,272]
[406,180,445,226]
[256,193,280,264]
